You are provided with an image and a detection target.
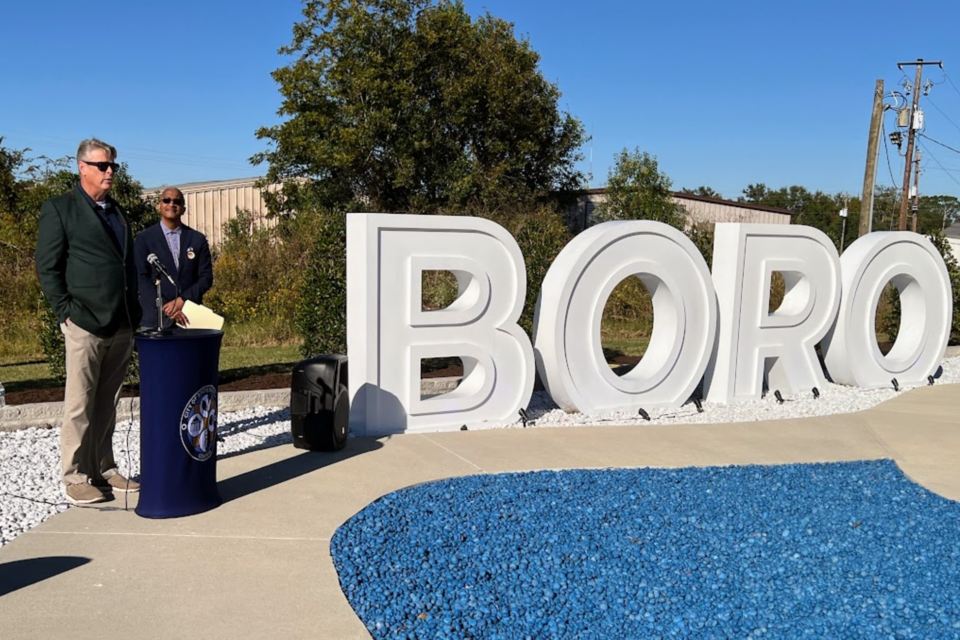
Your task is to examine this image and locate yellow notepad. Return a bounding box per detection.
[176,301,225,331]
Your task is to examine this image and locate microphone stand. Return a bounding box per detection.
[155,276,164,332]
[142,264,175,336]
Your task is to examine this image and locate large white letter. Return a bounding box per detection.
[347,214,534,435]
[703,224,841,403]
[534,221,717,412]
[821,232,953,388]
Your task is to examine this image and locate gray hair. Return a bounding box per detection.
[77,138,117,162]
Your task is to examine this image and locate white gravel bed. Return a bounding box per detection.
[0,406,292,547]
[1,357,957,548]
[478,356,960,430]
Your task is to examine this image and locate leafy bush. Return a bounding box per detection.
[204,209,316,346]
[294,201,573,358]
[296,210,348,357]
[477,204,574,336]
[594,148,685,228]
[684,222,714,269]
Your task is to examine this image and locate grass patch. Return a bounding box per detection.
[218,344,303,384]
[0,361,51,388]
[601,317,652,359]
[0,320,43,364]
[221,319,301,349]
[220,344,302,370]
[602,335,651,359]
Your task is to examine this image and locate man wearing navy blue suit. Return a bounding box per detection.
[134,187,213,330]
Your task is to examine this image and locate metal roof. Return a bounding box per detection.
[142,176,265,194]
[577,187,797,216]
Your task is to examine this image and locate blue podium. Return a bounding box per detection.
[134,328,224,518]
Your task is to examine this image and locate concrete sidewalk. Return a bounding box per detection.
[1,383,959,639]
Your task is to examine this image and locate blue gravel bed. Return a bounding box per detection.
[330,460,960,639]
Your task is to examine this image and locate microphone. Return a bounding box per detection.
[147,253,176,287]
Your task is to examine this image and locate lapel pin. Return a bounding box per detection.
[187,247,195,260]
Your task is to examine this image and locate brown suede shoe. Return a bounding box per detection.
[98,474,140,494]
[65,483,109,505]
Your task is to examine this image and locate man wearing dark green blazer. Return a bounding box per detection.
[35,138,142,505]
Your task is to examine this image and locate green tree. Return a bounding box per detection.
[739,183,862,251]
[680,185,723,199]
[595,148,685,228]
[866,186,901,233]
[253,0,585,215]
[918,195,960,234]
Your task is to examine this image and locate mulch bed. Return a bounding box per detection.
[5,371,295,406]
[4,359,528,406]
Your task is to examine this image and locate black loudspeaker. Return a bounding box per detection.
[291,354,349,451]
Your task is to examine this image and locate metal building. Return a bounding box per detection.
[946,222,960,261]
[567,188,795,231]
[143,177,276,247]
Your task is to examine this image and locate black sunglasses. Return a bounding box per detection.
[82,160,120,172]
[162,197,185,206]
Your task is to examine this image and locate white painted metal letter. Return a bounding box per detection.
[821,232,952,388]
[534,221,718,412]
[347,214,534,435]
[703,224,841,403]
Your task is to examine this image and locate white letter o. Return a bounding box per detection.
[822,232,953,388]
[534,221,717,412]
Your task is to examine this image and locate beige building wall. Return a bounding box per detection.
[143,177,277,247]
[568,189,794,230]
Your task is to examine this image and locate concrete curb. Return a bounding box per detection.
[0,376,463,432]
[4,349,959,431]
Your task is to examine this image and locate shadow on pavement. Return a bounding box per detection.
[0,556,91,597]
[218,437,384,503]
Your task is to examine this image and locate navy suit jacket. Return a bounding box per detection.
[134,222,213,328]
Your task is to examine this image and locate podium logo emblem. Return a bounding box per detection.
[180,385,218,461]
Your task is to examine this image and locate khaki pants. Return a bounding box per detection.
[60,321,133,486]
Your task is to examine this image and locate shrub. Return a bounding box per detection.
[294,201,573,358]
[474,204,574,336]
[296,210,348,357]
[204,209,319,346]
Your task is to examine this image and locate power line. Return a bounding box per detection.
[917,139,960,190]
[944,70,960,101]
[919,133,960,155]
[924,96,960,137]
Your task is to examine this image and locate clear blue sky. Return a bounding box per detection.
[3,0,960,200]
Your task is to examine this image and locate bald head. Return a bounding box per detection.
[158,187,186,230]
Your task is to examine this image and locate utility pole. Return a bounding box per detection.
[911,149,921,232]
[897,59,941,231]
[860,79,884,236]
